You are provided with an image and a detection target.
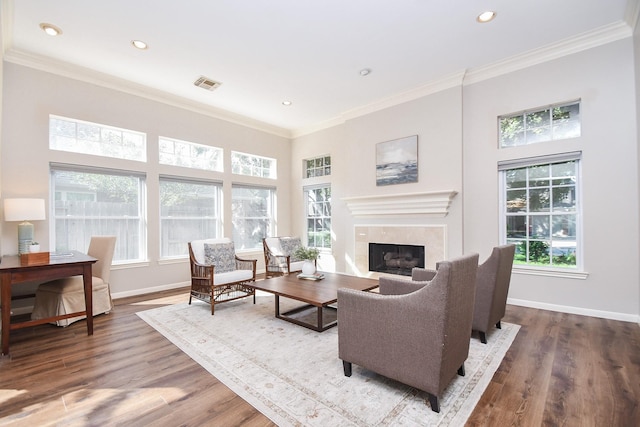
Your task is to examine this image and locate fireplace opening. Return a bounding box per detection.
[369,243,425,276]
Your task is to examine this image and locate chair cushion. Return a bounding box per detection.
[280,237,302,261]
[204,242,236,273]
[214,269,254,285]
[191,238,231,264]
[264,237,284,256]
[37,276,107,293]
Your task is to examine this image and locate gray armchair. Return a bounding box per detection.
[472,244,516,343]
[337,253,479,413]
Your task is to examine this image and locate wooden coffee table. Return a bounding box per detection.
[250,272,379,332]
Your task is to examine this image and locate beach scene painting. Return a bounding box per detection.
[376,135,418,186]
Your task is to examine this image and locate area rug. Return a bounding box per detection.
[137,296,519,426]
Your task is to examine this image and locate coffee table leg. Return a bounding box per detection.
[275,295,280,318]
[317,306,323,329]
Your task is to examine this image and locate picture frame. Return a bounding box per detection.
[376,135,418,186]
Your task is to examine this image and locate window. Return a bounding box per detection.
[51,165,146,263]
[159,177,221,258]
[305,185,331,249]
[159,137,223,172]
[49,115,146,161]
[499,101,580,148]
[231,185,275,250]
[304,155,331,178]
[500,152,581,269]
[231,151,277,178]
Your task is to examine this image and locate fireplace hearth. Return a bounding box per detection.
[369,243,425,276]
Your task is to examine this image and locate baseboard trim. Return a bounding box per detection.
[508,298,640,324]
[111,281,191,300]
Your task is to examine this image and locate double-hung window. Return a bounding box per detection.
[51,165,146,263]
[231,184,275,250]
[499,152,581,269]
[159,177,222,258]
[304,185,332,249]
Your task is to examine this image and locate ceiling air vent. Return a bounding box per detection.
[194,76,222,91]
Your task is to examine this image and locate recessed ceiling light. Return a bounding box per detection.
[359,68,372,77]
[477,11,497,23]
[282,100,292,106]
[40,23,62,36]
[132,40,148,50]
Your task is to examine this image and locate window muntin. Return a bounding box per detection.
[49,115,146,162]
[159,137,223,172]
[159,177,221,258]
[304,156,331,178]
[231,185,275,250]
[499,101,580,148]
[231,151,276,179]
[51,166,146,263]
[305,186,331,249]
[502,158,579,269]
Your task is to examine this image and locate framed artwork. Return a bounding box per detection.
[376,135,418,186]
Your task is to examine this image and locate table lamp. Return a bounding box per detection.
[3,198,46,254]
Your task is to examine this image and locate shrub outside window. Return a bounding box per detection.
[231,185,275,250]
[231,151,276,179]
[501,154,580,269]
[51,166,146,263]
[305,185,331,249]
[499,101,580,148]
[159,137,223,172]
[159,177,221,258]
[49,115,146,162]
[305,156,331,178]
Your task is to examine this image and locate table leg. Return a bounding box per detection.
[83,264,93,336]
[275,295,280,318]
[1,272,11,355]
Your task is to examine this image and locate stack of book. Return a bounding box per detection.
[297,272,325,281]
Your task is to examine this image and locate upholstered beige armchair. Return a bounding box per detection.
[473,244,516,343]
[338,253,479,413]
[188,238,256,315]
[31,235,117,326]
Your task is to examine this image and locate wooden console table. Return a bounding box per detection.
[0,251,97,355]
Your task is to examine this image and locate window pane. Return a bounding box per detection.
[502,159,580,269]
[499,101,580,147]
[232,151,276,179]
[305,186,331,249]
[232,186,274,250]
[50,116,146,162]
[159,178,220,257]
[52,168,144,262]
[159,137,222,172]
[505,168,527,189]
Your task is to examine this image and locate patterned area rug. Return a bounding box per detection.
[137,295,519,427]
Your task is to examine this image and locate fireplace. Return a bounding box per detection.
[369,243,425,276]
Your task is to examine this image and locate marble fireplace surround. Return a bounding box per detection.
[345,191,456,276]
[355,225,446,276]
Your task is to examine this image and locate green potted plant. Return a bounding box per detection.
[293,246,320,275]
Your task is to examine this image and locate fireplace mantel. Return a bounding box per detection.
[343,190,457,218]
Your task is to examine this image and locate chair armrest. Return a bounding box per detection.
[235,256,257,276]
[379,276,428,295]
[412,267,437,281]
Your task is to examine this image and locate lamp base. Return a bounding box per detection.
[17,221,34,255]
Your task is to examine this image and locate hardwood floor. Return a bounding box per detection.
[1,288,639,426]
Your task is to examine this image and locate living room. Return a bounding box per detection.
[1,1,640,425]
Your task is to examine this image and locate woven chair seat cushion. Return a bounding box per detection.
[214,269,254,285]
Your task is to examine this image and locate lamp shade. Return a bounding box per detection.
[3,198,46,222]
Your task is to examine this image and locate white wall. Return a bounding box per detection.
[292,86,464,274]
[292,39,640,321]
[1,62,292,298]
[463,38,639,320]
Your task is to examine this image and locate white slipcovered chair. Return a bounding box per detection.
[31,235,117,327]
[262,236,306,278]
[188,238,257,315]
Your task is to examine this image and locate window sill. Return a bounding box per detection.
[513,266,589,280]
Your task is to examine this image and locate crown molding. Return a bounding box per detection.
[624,0,640,31]
[3,49,293,139]
[463,21,632,86]
[342,190,458,218]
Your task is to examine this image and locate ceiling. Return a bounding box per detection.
[2,0,636,137]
